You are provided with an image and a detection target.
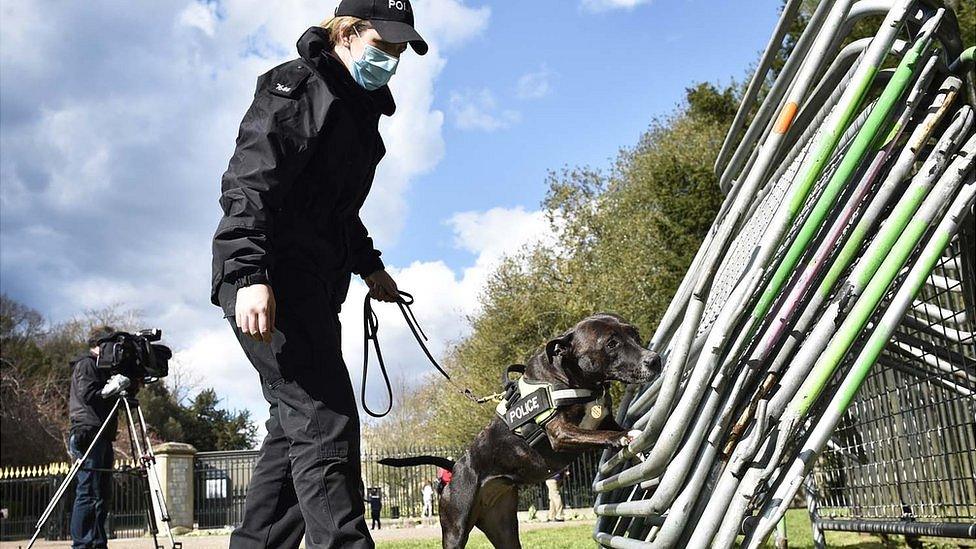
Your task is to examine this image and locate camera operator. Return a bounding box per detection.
[67,325,131,549]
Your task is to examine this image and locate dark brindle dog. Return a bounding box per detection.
[381,313,660,548]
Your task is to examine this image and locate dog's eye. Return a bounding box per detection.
[606,338,619,350]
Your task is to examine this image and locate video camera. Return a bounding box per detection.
[95,329,172,382]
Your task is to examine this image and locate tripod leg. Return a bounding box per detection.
[122,398,161,548]
[137,403,182,549]
[27,397,123,549]
[123,397,181,549]
[121,397,163,548]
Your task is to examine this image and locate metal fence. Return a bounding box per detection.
[521,449,603,513]
[806,221,976,540]
[194,450,259,529]
[0,461,152,542]
[2,442,603,541]
[360,446,458,520]
[191,445,602,528]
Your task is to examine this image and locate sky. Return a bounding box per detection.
[0,0,781,438]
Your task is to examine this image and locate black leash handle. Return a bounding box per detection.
[361,290,455,418]
[361,290,497,418]
[361,292,392,418]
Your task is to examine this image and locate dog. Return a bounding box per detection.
[380,313,661,548]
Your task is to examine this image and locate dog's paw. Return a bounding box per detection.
[611,430,642,449]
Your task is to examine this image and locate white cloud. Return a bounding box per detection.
[172,326,266,418]
[581,0,652,12]
[177,2,219,37]
[449,88,520,131]
[414,0,491,49]
[516,66,553,100]
[450,206,551,258]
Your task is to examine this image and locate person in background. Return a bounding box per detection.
[546,470,567,522]
[421,482,434,518]
[67,325,129,549]
[368,488,382,531]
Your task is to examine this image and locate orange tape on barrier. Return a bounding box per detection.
[774,102,799,134]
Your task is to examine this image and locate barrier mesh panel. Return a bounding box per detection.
[810,223,976,524]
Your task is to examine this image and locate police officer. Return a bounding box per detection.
[210,1,427,547]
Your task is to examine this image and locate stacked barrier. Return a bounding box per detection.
[592,0,975,546]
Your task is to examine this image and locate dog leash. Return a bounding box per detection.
[362,290,503,418]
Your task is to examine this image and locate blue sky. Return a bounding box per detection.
[401,0,782,270]
[0,0,781,429]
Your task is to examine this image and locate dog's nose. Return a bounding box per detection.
[642,351,662,372]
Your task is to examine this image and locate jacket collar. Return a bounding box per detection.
[296,26,396,117]
[70,352,96,367]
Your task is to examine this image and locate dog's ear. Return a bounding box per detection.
[546,330,574,363]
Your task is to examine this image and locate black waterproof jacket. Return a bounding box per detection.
[211,26,392,313]
[68,354,118,442]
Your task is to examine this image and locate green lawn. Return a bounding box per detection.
[376,524,594,549]
[376,509,950,548]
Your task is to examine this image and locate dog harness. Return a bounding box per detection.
[495,365,610,448]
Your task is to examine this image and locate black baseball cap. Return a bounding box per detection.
[335,0,429,55]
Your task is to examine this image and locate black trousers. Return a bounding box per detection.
[223,271,372,549]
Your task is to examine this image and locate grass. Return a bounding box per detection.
[376,523,593,549]
[375,509,964,548]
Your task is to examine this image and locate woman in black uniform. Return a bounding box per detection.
[210,1,427,547]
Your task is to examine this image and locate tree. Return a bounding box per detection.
[0,294,257,466]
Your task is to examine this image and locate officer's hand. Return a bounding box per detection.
[365,269,399,303]
[236,284,276,343]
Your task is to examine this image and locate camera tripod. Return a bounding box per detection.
[28,390,181,549]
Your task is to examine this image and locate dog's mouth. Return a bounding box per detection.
[609,365,654,384]
[609,351,661,384]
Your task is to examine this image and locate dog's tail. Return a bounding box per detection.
[378,455,455,470]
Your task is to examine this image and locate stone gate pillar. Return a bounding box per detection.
[153,442,197,530]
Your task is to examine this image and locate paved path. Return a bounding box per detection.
[1,519,590,548]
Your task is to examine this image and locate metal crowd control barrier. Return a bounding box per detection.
[593,0,975,546]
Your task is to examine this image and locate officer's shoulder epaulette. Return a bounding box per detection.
[267,61,312,99]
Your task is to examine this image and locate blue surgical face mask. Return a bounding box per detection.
[349,30,399,91]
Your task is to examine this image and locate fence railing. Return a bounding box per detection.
[360,446,457,520]
[190,445,602,528]
[194,450,259,530]
[0,460,152,542]
[0,441,604,541]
